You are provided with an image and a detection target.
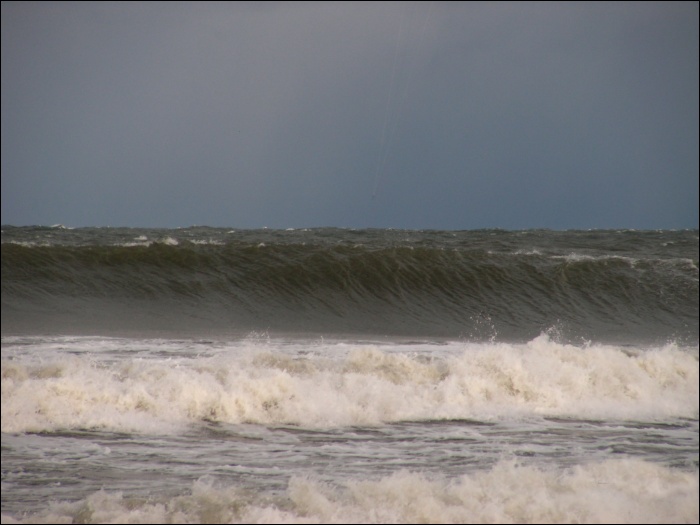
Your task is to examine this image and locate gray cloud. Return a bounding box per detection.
[2,1,698,229]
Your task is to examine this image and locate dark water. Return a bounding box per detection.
[2,226,698,523]
[2,226,698,343]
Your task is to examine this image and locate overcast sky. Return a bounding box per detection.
[2,1,698,229]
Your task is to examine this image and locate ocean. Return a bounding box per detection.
[1,225,698,523]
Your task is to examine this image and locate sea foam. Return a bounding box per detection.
[1,459,697,524]
[2,335,697,434]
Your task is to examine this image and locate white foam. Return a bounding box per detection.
[513,249,542,256]
[2,335,697,434]
[3,240,51,247]
[3,459,697,524]
[190,239,224,245]
[551,253,639,265]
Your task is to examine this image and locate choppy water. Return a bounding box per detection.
[2,226,698,523]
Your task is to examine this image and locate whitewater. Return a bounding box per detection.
[1,226,698,523]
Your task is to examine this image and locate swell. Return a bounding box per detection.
[2,241,698,342]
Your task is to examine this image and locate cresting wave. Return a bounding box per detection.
[1,459,697,524]
[2,235,698,342]
[2,228,698,525]
[2,335,697,434]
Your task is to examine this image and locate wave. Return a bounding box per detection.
[2,335,697,434]
[2,237,698,342]
[2,459,697,524]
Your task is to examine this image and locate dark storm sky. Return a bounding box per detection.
[2,1,698,229]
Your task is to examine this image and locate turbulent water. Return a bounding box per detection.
[1,226,698,523]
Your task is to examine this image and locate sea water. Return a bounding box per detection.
[2,226,698,523]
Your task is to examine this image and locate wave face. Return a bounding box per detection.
[2,226,698,343]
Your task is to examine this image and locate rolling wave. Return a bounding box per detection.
[2,228,697,342]
[2,335,697,433]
